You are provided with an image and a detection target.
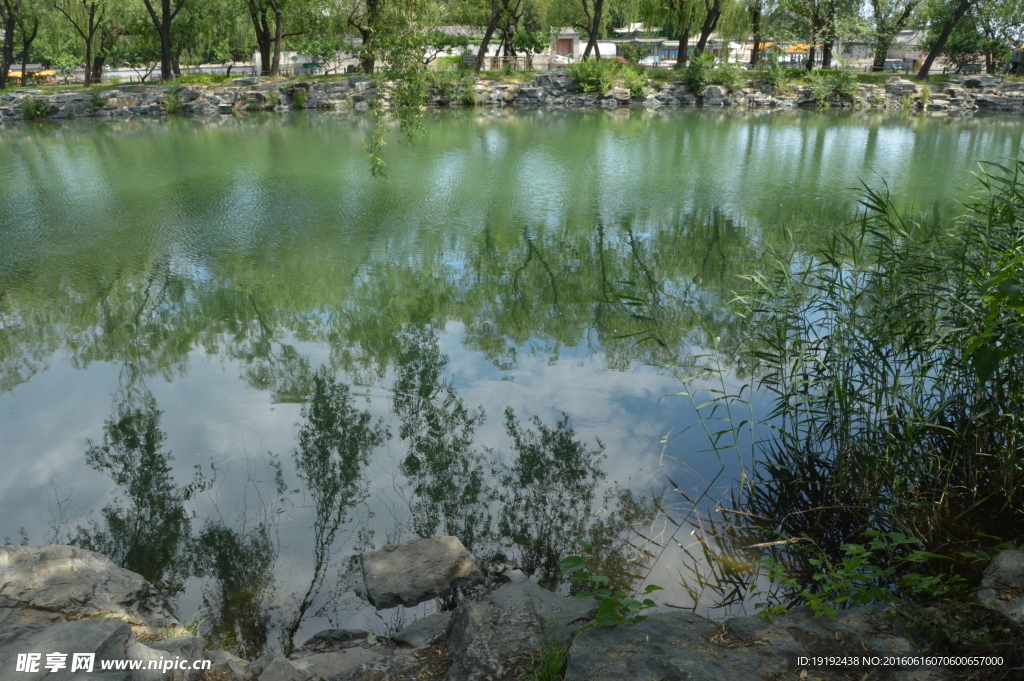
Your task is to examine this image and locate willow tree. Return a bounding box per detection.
[53,0,108,84]
[868,0,922,70]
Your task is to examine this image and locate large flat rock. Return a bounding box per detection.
[0,619,133,681]
[0,546,180,646]
[977,549,1024,624]
[361,537,483,609]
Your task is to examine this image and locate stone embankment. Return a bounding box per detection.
[1,71,1023,123]
[3,542,1024,681]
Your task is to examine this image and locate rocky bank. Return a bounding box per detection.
[1,71,1022,123]
[3,542,1024,681]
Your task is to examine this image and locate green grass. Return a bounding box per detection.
[175,74,230,85]
[523,641,570,681]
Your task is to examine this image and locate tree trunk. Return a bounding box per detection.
[84,38,94,85]
[248,0,273,76]
[822,41,833,69]
[916,0,975,80]
[142,0,182,81]
[0,1,21,91]
[270,0,282,77]
[92,55,104,82]
[581,0,604,59]
[19,15,38,86]
[676,14,692,67]
[695,0,722,54]
[474,0,503,73]
[749,7,762,67]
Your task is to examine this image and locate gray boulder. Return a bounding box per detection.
[207,650,251,681]
[565,611,762,681]
[0,546,180,646]
[977,549,1024,624]
[292,648,388,679]
[393,611,452,648]
[250,655,312,681]
[567,605,931,681]
[445,579,593,681]
[125,637,206,681]
[0,619,133,681]
[231,77,263,86]
[361,537,484,609]
[291,629,371,657]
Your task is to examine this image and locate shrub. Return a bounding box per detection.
[21,98,50,120]
[108,76,121,85]
[163,93,183,114]
[175,74,229,85]
[707,64,745,91]
[684,52,714,94]
[424,68,475,104]
[810,69,857,104]
[434,55,468,71]
[618,65,650,97]
[291,87,307,108]
[757,60,790,91]
[568,58,618,93]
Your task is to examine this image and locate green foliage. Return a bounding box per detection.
[523,641,570,681]
[164,93,183,114]
[619,44,647,64]
[49,54,80,83]
[707,64,745,91]
[21,98,51,120]
[684,53,714,94]
[291,87,308,109]
[754,532,970,621]
[434,55,468,71]
[810,69,857,104]
[560,545,662,629]
[758,60,790,90]
[424,69,476,104]
[568,58,619,93]
[175,74,229,84]
[618,65,650,97]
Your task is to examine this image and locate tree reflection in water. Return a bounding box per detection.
[71,380,207,598]
[193,521,277,659]
[391,327,491,550]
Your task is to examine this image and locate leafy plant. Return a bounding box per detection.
[753,532,969,621]
[163,93,183,114]
[49,53,79,84]
[684,53,714,94]
[707,64,745,90]
[810,70,857,104]
[758,60,790,91]
[21,98,51,120]
[618,65,650,97]
[523,641,570,681]
[568,59,618,93]
[176,74,229,85]
[291,87,308,109]
[560,544,662,629]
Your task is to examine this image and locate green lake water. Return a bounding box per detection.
[0,109,1021,649]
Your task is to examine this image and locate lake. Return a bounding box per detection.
[1,109,1021,652]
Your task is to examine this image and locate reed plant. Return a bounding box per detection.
[621,158,1024,620]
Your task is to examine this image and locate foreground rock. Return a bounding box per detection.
[361,536,484,609]
[567,605,946,681]
[0,545,180,647]
[977,549,1024,624]
[446,571,593,681]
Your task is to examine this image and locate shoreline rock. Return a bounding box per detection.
[3,543,1023,681]
[2,71,1022,124]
